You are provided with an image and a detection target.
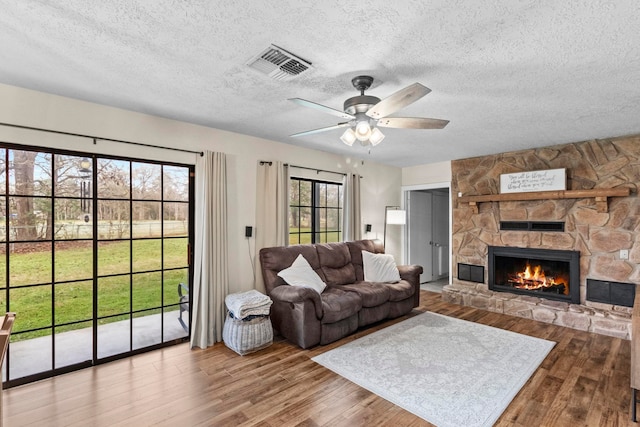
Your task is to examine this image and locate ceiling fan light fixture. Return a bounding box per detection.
[288,75,448,149]
[355,120,371,141]
[340,128,357,146]
[369,127,385,146]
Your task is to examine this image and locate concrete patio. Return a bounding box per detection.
[4,309,188,381]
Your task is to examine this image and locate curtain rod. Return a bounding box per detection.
[259,161,352,177]
[288,164,347,177]
[0,121,204,156]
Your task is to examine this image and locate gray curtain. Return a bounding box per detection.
[190,151,229,349]
[254,161,289,293]
[342,172,362,241]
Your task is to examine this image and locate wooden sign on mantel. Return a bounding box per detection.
[500,168,566,194]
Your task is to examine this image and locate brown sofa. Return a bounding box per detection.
[259,239,423,348]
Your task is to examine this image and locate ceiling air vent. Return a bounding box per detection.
[246,44,312,81]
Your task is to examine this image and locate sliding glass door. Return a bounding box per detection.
[0,144,193,386]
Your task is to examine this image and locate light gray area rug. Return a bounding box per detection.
[312,312,555,427]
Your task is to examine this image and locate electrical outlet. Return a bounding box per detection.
[620,249,629,260]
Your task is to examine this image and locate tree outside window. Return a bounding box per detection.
[289,178,342,244]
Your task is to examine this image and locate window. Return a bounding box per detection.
[0,144,193,387]
[289,178,342,244]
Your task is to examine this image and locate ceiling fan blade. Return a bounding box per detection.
[366,83,431,119]
[376,117,449,129]
[290,122,352,137]
[288,98,355,120]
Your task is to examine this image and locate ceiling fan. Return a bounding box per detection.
[288,75,449,147]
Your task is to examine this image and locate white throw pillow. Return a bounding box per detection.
[277,254,327,294]
[362,250,401,283]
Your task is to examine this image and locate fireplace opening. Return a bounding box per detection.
[488,246,580,304]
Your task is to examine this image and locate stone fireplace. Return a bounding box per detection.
[443,135,640,339]
[488,246,580,304]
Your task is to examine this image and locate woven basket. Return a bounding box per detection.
[223,313,273,356]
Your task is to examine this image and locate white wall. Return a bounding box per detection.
[402,160,451,187]
[0,83,404,292]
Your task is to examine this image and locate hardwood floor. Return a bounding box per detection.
[3,290,633,426]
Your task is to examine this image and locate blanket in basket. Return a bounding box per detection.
[225,290,272,319]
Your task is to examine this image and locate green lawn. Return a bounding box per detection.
[2,238,188,341]
[289,228,340,245]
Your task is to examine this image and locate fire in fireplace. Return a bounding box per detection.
[509,263,568,294]
[488,246,580,304]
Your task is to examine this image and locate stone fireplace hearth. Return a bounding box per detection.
[443,135,640,339]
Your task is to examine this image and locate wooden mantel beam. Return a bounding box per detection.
[458,187,631,214]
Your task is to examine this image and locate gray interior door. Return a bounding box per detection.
[408,191,433,283]
[432,190,450,279]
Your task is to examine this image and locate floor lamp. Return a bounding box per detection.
[383,206,406,249]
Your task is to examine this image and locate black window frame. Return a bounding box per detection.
[0,141,194,388]
[289,177,342,245]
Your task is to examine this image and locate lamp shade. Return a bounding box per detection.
[369,127,385,146]
[340,128,357,146]
[355,120,371,141]
[386,209,406,225]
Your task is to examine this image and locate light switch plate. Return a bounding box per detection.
[620,249,629,260]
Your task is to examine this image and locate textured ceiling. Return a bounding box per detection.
[1,1,640,167]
